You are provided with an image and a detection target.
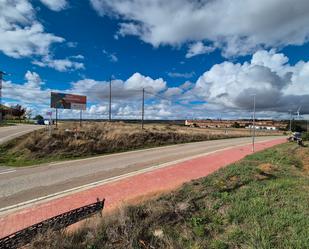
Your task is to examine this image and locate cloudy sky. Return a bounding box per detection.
[1,0,309,120]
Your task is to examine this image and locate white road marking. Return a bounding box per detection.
[0,170,16,175]
[0,139,269,215]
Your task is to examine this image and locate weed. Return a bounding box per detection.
[0,122,270,167]
[28,143,309,249]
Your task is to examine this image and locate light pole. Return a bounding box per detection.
[288,109,292,132]
[252,94,256,152]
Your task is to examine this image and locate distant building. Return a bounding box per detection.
[185,119,287,130]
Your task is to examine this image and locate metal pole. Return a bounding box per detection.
[80,110,82,127]
[109,77,112,122]
[252,94,256,152]
[49,113,52,137]
[141,88,145,130]
[289,111,292,131]
[0,71,4,122]
[56,108,58,127]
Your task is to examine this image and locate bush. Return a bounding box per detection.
[34,115,44,121]
[302,132,309,141]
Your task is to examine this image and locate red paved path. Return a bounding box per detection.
[0,138,285,238]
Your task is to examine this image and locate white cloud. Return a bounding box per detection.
[88,104,108,115]
[186,42,215,58]
[39,0,68,11]
[284,61,309,96]
[0,0,64,58]
[90,0,309,57]
[3,51,309,119]
[194,50,309,114]
[167,71,195,78]
[70,73,167,103]
[251,49,290,76]
[70,54,84,60]
[2,71,49,105]
[164,87,183,97]
[67,41,78,48]
[179,81,194,90]
[32,56,85,72]
[125,73,166,92]
[24,71,43,88]
[0,23,64,58]
[109,54,118,62]
[103,50,118,62]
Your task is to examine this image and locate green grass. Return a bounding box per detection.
[2,119,35,124]
[0,121,16,127]
[29,142,309,249]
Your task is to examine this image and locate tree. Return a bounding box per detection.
[11,104,26,122]
[34,115,44,121]
[291,122,305,132]
[231,122,240,128]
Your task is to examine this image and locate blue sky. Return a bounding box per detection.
[1,0,309,120]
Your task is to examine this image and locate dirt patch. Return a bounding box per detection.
[256,163,277,180]
[295,147,309,175]
[258,163,277,173]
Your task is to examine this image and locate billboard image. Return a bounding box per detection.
[51,92,87,110]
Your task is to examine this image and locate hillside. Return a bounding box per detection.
[0,122,282,167]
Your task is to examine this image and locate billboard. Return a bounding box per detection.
[51,92,86,110]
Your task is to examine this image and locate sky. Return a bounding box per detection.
[1,0,309,120]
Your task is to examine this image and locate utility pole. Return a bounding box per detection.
[80,109,82,127]
[0,71,6,122]
[55,108,58,128]
[141,88,145,130]
[252,94,256,152]
[109,77,112,122]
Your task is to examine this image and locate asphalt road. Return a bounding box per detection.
[0,136,284,210]
[0,124,42,145]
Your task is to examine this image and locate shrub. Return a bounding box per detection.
[302,132,309,141]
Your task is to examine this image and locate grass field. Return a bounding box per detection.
[28,142,309,249]
[0,122,282,167]
[0,122,15,127]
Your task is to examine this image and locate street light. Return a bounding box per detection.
[288,109,292,132]
[251,94,256,152]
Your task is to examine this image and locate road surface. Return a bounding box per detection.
[0,136,284,210]
[0,124,42,145]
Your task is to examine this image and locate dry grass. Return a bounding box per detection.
[28,143,309,249]
[0,121,282,166]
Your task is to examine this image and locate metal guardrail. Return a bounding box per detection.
[0,198,105,249]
